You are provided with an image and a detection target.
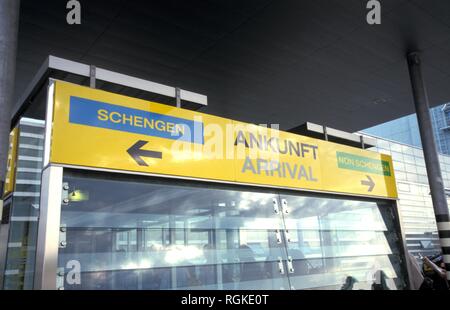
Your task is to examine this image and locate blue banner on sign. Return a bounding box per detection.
[69,97,204,144]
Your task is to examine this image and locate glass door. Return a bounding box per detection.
[57,170,291,290]
[278,194,408,290]
[55,169,408,290]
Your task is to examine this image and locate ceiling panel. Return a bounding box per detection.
[12,0,450,133]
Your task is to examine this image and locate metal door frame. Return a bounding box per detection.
[33,165,63,289]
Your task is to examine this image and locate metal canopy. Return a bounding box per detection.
[13,0,450,132]
[11,55,208,126]
[289,122,377,149]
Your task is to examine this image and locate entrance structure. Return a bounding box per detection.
[1,57,408,290]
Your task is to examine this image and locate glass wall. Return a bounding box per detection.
[280,194,405,290]
[2,119,45,290]
[362,102,450,155]
[56,169,408,290]
[366,135,450,258]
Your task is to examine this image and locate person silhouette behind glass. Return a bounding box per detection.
[142,244,170,290]
[198,244,217,288]
[371,270,390,290]
[238,244,263,289]
[341,276,358,290]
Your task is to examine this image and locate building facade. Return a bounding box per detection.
[1,59,446,290]
[0,73,410,290]
[1,117,412,291]
[1,118,44,289]
[363,134,450,258]
[0,121,447,290]
[364,103,450,156]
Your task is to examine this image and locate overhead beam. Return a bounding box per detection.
[12,56,208,126]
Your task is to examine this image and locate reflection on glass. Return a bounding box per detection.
[280,194,406,290]
[59,171,290,290]
[3,120,45,290]
[58,170,407,290]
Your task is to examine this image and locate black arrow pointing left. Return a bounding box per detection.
[127,140,162,166]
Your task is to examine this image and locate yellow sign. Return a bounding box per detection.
[3,127,19,197]
[50,80,398,199]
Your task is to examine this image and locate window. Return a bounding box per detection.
[57,169,408,290]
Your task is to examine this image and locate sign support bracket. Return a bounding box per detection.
[176,87,181,108]
[89,65,96,89]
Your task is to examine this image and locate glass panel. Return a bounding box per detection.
[403,155,415,164]
[2,119,44,290]
[58,171,290,290]
[279,195,407,290]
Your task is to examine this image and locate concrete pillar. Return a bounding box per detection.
[407,52,450,281]
[0,0,20,191]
